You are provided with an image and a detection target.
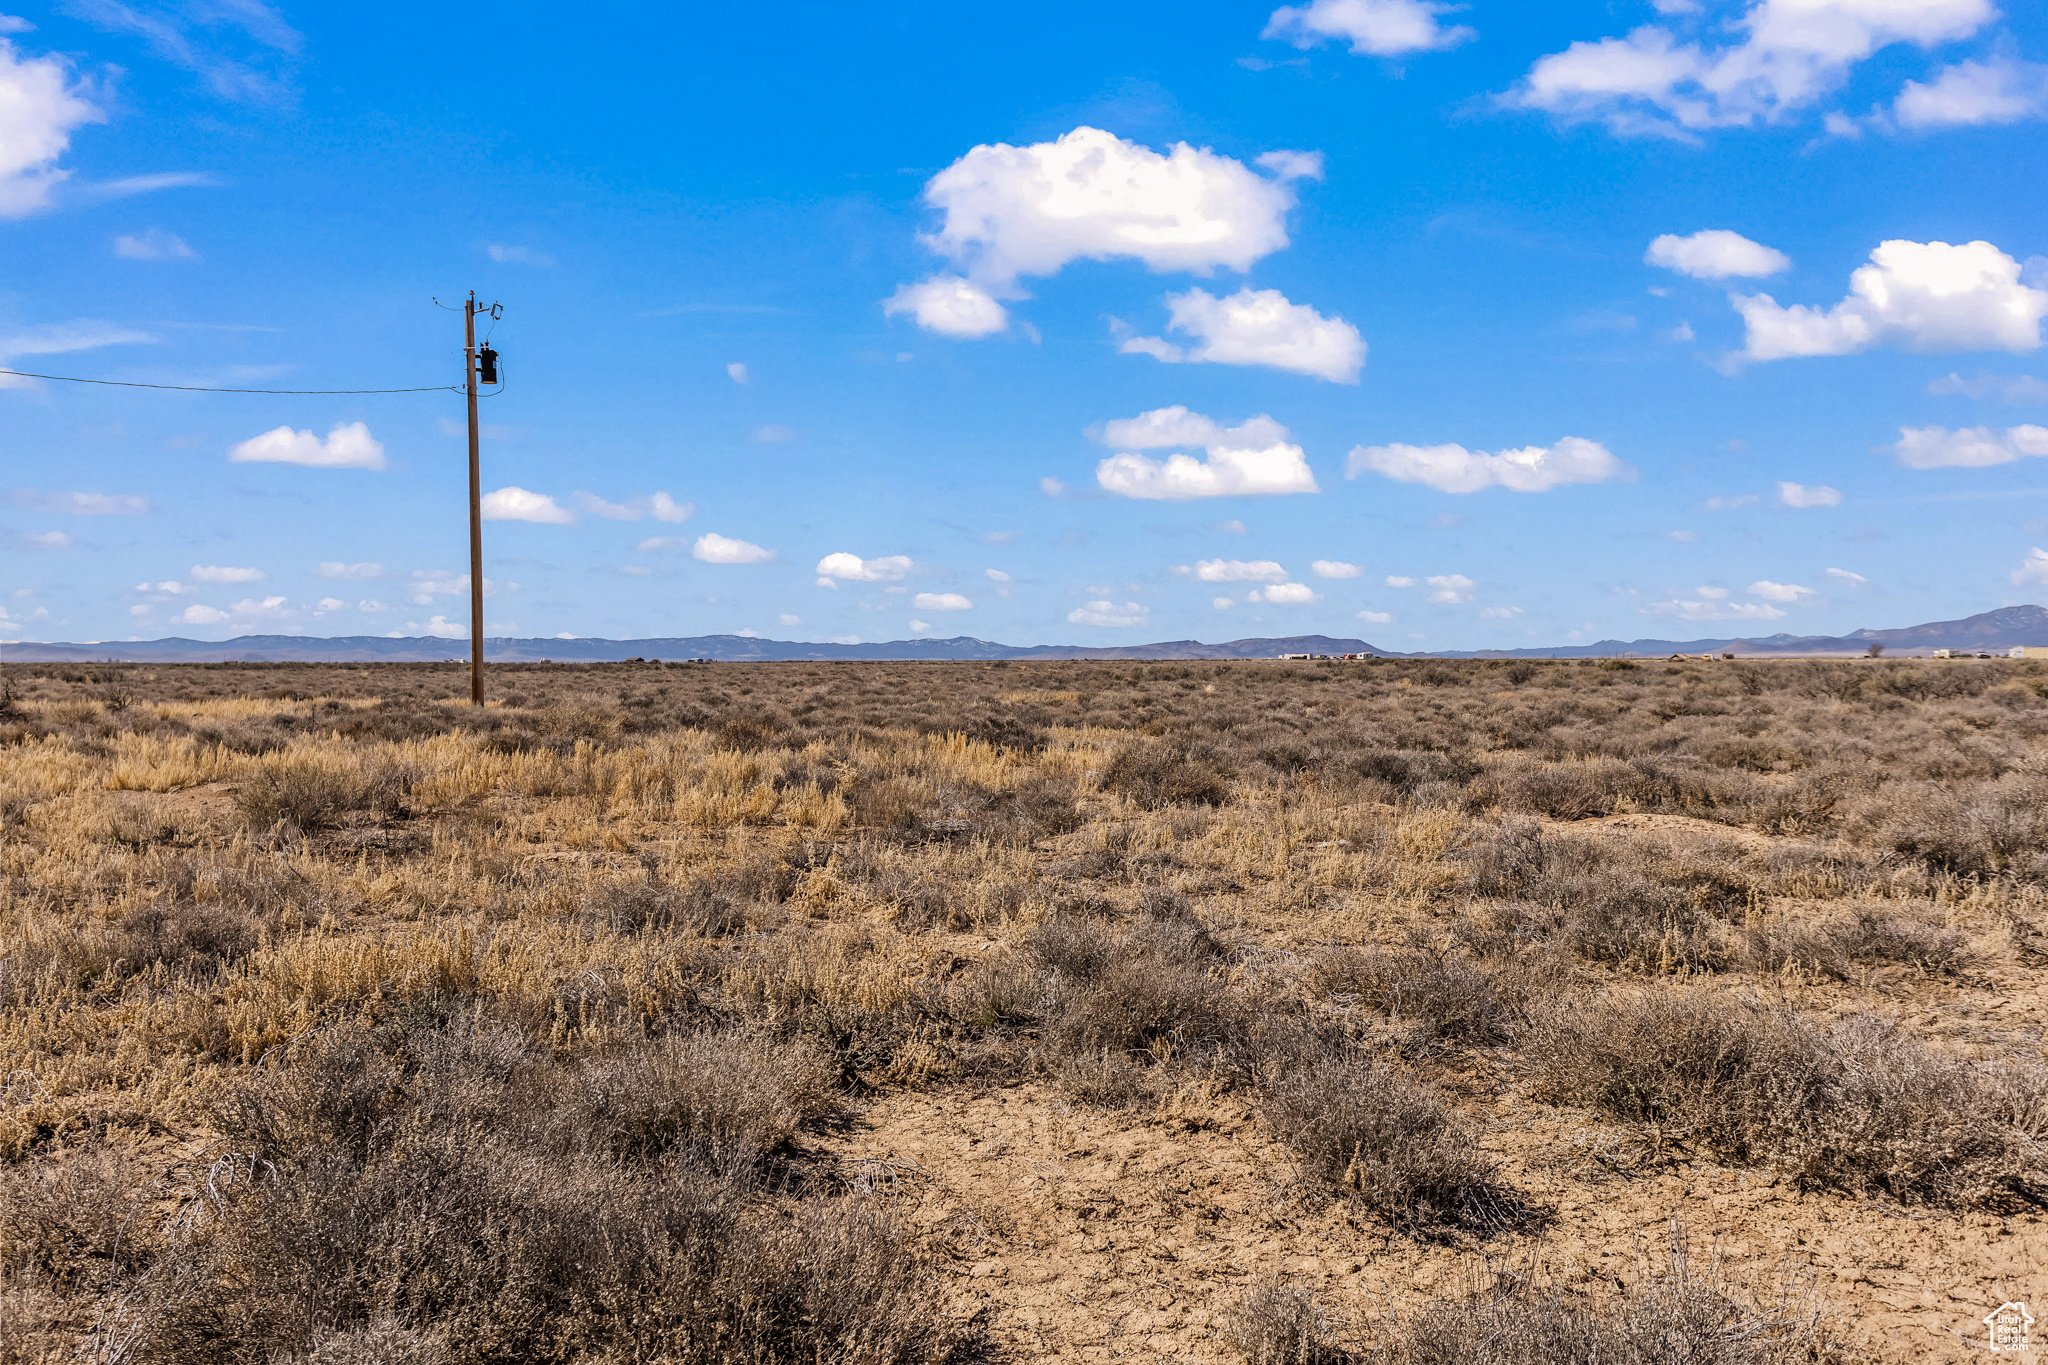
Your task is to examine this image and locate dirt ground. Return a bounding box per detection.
[811,824,2047,1363]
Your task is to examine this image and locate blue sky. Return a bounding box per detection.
[4,0,2048,649]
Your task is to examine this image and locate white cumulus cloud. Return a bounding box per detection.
[1067,599,1150,628]
[179,604,229,625]
[1778,481,1842,507]
[1311,560,1363,578]
[228,421,386,469]
[726,362,748,384]
[1892,424,2048,468]
[816,552,913,583]
[1120,286,1365,382]
[1825,567,1869,586]
[2012,547,2048,586]
[913,591,972,611]
[1183,558,1288,583]
[1646,229,1789,279]
[1506,0,1997,139]
[883,276,1009,338]
[1357,609,1393,623]
[693,533,776,564]
[0,27,102,218]
[1895,57,2048,129]
[985,568,1012,583]
[480,487,573,523]
[1749,579,1815,602]
[1263,0,1474,56]
[1262,581,1319,604]
[1479,605,1524,619]
[189,564,264,583]
[1426,573,1476,604]
[1734,240,2048,363]
[1346,436,1629,493]
[316,561,382,580]
[889,126,1319,335]
[1094,407,1319,500]
[1386,575,1417,587]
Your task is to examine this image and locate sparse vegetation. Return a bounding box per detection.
[3,655,2043,1359]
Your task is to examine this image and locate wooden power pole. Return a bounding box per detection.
[464,292,485,706]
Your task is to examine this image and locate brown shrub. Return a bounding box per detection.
[1523,993,2044,1205]
[1223,1281,1350,1364]
[1101,737,1233,808]
[1742,905,1969,978]
[1555,875,1723,972]
[117,900,263,977]
[236,754,410,833]
[1380,1225,1824,1365]
[0,1149,139,1289]
[561,1028,836,1162]
[1258,1059,1499,1228]
[126,1018,953,1365]
[1310,949,1523,1047]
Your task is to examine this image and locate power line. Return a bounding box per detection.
[0,368,460,394]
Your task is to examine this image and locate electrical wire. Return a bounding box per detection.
[0,369,461,394]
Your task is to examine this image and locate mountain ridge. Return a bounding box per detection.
[7,605,2048,662]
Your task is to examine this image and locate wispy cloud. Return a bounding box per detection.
[486,243,555,266]
[71,0,303,105]
[13,489,151,515]
[114,227,195,259]
[79,171,222,202]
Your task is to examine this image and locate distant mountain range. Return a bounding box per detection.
[7,605,2048,663]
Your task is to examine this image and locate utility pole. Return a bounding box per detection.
[464,293,485,705]
[440,289,498,704]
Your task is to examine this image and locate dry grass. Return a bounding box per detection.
[3,656,2044,1358]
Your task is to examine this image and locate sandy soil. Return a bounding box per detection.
[818,1072,2045,1362]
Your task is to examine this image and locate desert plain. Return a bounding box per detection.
[0,655,2042,1363]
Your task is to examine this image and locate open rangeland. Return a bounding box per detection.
[0,656,2043,1364]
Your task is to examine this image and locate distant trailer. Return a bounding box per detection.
[1278,653,1334,660]
[1933,649,1955,658]
[2009,646,2048,658]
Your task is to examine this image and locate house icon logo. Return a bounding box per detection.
[1985,1302,2034,1352]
